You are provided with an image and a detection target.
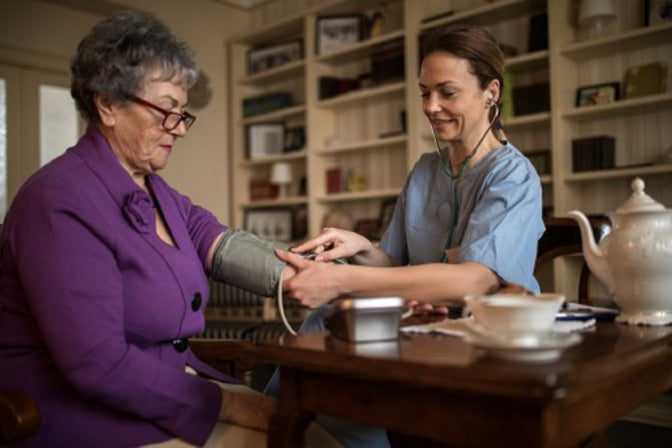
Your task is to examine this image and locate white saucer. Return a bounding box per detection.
[616,311,672,326]
[464,330,583,363]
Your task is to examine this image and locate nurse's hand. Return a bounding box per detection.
[291,227,394,267]
[276,250,343,309]
[290,227,371,262]
[406,299,450,316]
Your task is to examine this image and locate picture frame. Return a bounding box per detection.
[377,198,397,238]
[246,122,285,160]
[315,15,363,55]
[284,126,305,153]
[645,0,672,26]
[247,39,303,76]
[244,208,293,241]
[525,150,551,176]
[575,82,619,107]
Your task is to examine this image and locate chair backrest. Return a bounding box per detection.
[535,215,611,304]
[0,390,41,446]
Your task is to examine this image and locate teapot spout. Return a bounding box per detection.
[566,211,615,294]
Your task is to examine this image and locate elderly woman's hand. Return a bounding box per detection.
[219,390,276,431]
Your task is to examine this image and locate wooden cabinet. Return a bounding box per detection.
[227,0,671,298]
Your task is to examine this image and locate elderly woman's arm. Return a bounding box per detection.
[206,229,295,297]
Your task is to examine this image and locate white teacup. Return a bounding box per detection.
[464,293,565,345]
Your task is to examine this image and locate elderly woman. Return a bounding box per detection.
[0,10,326,448]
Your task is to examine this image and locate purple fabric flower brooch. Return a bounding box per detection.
[123,190,154,234]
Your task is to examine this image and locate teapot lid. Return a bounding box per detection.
[616,178,665,214]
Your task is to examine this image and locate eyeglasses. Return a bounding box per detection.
[128,95,196,131]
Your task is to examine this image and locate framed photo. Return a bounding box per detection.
[645,0,672,26]
[526,150,551,175]
[244,208,293,241]
[247,39,303,76]
[284,126,305,153]
[316,15,363,55]
[377,198,397,238]
[575,82,619,107]
[246,122,285,160]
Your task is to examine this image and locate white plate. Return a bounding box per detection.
[464,330,583,363]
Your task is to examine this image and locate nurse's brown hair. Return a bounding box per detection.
[420,24,505,131]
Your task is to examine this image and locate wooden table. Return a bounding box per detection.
[255,321,672,448]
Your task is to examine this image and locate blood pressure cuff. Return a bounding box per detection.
[211,229,289,297]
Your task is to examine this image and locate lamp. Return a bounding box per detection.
[270,162,293,198]
[579,0,616,38]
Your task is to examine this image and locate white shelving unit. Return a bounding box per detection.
[227,0,672,297]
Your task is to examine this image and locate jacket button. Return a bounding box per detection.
[172,339,189,353]
[191,292,202,311]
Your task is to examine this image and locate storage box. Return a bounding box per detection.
[624,62,668,99]
[249,180,278,201]
[572,136,615,172]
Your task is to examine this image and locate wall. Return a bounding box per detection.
[0,0,249,223]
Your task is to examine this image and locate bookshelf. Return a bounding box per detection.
[226,0,672,301]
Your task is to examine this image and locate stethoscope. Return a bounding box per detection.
[429,103,500,262]
[276,105,501,335]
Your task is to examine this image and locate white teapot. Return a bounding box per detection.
[567,178,672,326]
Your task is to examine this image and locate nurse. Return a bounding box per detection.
[279,24,544,309]
[268,23,545,448]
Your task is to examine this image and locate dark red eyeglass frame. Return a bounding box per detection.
[128,95,196,131]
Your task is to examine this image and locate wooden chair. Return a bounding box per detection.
[0,341,262,446]
[535,215,611,304]
[0,390,41,447]
[188,338,262,381]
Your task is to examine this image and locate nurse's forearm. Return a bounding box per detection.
[349,244,400,267]
[336,262,497,303]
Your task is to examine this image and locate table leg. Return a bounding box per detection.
[267,367,313,448]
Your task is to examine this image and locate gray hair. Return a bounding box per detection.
[70,10,198,124]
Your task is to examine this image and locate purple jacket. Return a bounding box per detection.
[0,126,234,447]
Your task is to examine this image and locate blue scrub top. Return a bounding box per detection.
[380,143,544,293]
